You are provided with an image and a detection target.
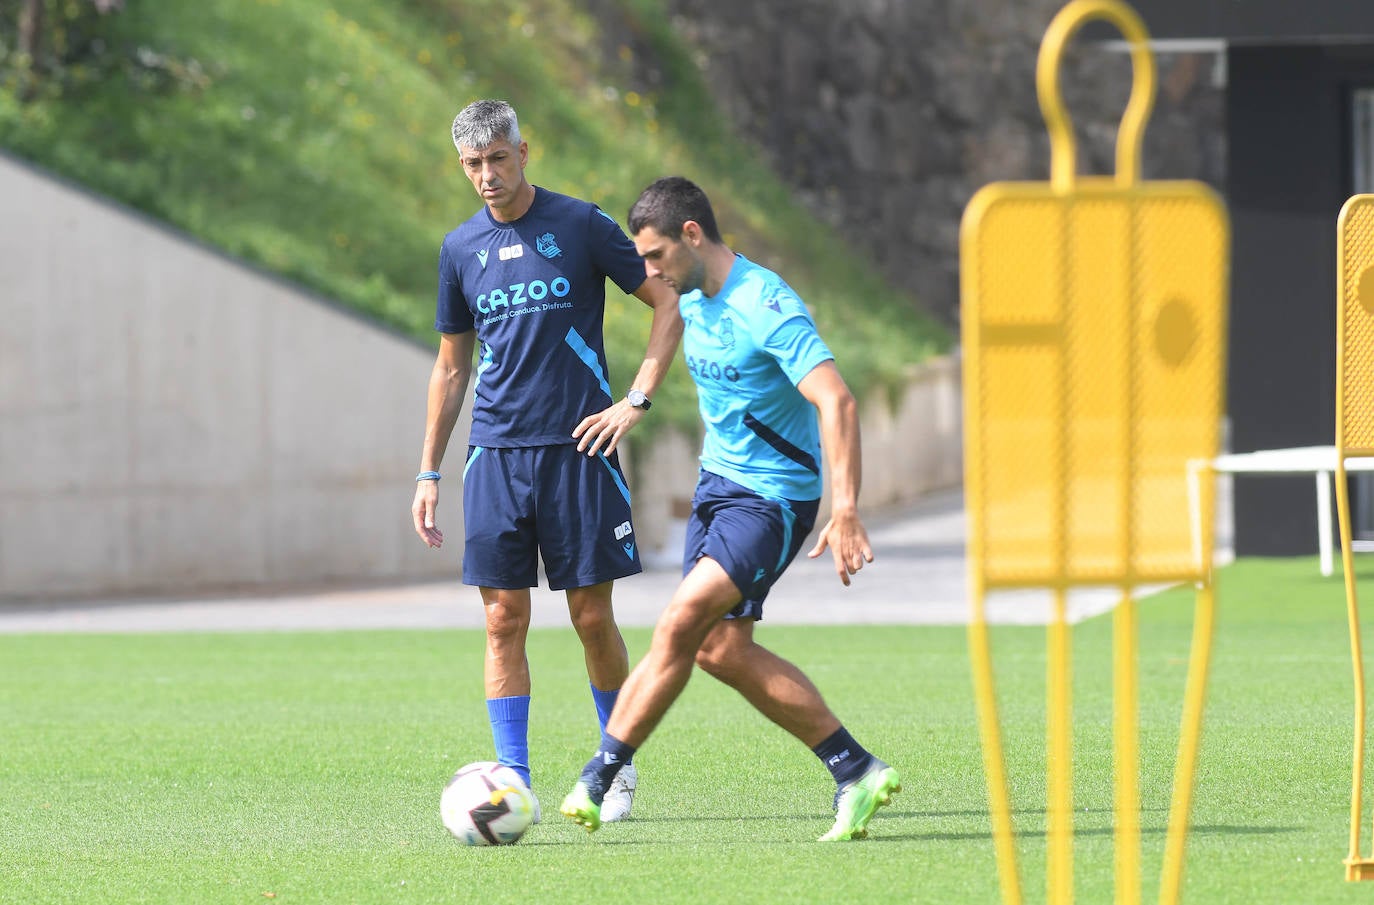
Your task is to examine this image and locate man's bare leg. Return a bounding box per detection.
[604,558,741,746]
[565,580,628,691]
[567,580,636,821]
[481,587,534,789]
[562,558,740,829]
[694,618,841,747]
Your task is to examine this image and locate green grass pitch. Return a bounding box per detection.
[4,556,1374,904]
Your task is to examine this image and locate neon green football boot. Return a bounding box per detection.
[560,782,602,833]
[820,759,901,842]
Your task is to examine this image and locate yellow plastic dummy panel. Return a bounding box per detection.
[1336,194,1374,881]
[960,1,1229,903]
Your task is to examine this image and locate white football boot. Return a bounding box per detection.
[599,763,638,822]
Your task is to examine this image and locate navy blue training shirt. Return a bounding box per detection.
[436,187,649,446]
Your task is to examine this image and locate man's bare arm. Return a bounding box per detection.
[798,360,874,585]
[412,331,476,548]
[573,276,684,456]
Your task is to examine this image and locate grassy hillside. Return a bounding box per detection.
[0,0,949,434]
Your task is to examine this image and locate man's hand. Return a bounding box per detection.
[573,400,646,457]
[412,482,444,548]
[807,508,875,586]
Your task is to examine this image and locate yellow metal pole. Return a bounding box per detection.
[1335,196,1374,880]
[1159,581,1215,905]
[1036,0,1155,195]
[1114,588,1141,905]
[1336,460,1370,878]
[1049,587,1073,905]
[969,579,1025,905]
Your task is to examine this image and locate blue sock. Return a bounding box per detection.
[487,695,531,788]
[577,731,637,805]
[589,684,632,766]
[812,727,873,788]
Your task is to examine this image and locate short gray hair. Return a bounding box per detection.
[451,99,521,153]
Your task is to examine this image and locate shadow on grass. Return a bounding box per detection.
[894,821,1300,844]
[547,804,1170,828]
[529,808,1299,848]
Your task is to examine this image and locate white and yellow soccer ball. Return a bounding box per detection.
[440,761,535,846]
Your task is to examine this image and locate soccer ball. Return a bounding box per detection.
[440,761,535,846]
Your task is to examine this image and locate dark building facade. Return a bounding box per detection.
[1138,0,1374,554]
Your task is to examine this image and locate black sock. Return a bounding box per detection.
[812,727,873,788]
[578,732,637,805]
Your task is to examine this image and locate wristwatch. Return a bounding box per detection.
[627,388,653,411]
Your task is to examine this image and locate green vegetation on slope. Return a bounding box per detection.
[0,0,949,436]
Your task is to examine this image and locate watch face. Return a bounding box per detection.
[628,390,650,409]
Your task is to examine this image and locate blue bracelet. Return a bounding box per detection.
[415,470,442,482]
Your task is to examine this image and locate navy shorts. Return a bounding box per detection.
[461,445,643,591]
[682,470,819,621]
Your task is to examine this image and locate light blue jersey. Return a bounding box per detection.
[679,254,834,501]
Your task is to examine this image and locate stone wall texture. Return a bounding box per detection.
[660,0,1226,324]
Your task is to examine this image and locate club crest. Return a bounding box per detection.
[719,316,736,350]
[536,232,562,259]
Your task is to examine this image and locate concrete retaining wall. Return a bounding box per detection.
[0,153,464,598]
[0,154,961,599]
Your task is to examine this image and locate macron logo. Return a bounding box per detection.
[622,542,636,559]
[476,249,489,268]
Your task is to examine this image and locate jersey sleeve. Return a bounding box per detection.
[762,315,835,386]
[434,238,476,334]
[586,206,649,295]
[750,277,834,385]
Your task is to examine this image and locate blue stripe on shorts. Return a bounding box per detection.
[461,445,642,591]
[682,470,819,621]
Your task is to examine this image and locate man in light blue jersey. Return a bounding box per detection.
[560,176,900,841]
[411,101,681,823]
